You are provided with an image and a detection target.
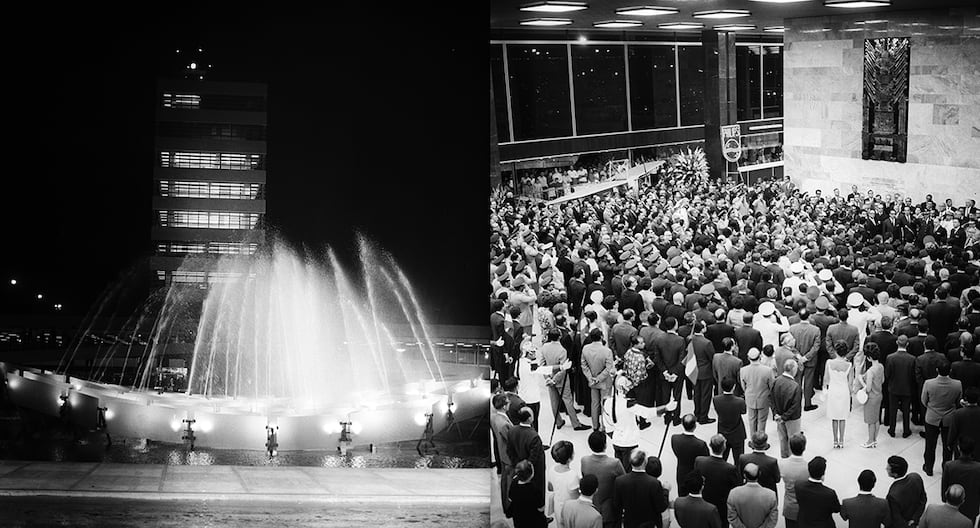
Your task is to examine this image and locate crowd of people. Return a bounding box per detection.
[489,172,980,528]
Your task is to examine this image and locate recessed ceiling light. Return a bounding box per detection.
[658,22,705,30]
[750,0,808,2]
[825,0,891,8]
[694,9,751,19]
[520,1,588,12]
[615,6,679,16]
[714,23,757,31]
[520,17,574,26]
[594,20,643,28]
[764,26,785,32]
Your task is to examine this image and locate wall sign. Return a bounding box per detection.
[721,124,742,163]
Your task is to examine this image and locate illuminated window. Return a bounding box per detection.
[207,272,245,284]
[161,93,201,109]
[157,210,261,229]
[158,181,262,200]
[209,242,258,255]
[159,151,265,171]
[156,241,258,255]
[171,271,207,284]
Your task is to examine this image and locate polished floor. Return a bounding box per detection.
[491,378,955,528]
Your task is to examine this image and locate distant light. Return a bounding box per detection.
[414,412,429,426]
[198,48,202,52]
[54,304,63,311]
[693,9,751,19]
[176,49,180,53]
[594,20,643,28]
[520,1,588,12]
[395,348,406,353]
[616,6,678,16]
[578,35,588,42]
[350,422,363,435]
[8,279,15,285]
[764,26,786,32]
[520,18,574,26]
[658,22,704,30]
[36,294,43,300]
[714,24,757,31]
[104,409,115,420]
[825,0,890,7]
[190,62,197,70]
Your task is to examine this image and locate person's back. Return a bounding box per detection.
[694,435,742,528]
[795,456,840,528]
[672,415,709,495]
[840,470,891,528]
[919,484,973,528]
[674,473,722,528]
[581,432,626,526]
[561,474,604,528]
[886,456,927,528]
[727,463,778,528]
[613,451,667,528]
[941,436,980,524]
[781,433,810,526]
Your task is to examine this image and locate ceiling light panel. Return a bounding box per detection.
[520,1,588,13]
[694,9,751,19]
[615,6,679,16]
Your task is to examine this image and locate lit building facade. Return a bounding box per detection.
[150,78,268,285]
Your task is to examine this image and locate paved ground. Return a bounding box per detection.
[0,496,487,527]
[0,461,490,526]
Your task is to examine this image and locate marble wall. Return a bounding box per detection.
[784,8,980,202]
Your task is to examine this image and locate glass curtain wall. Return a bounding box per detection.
[507,44,573,140]
[677,46,704,126]
[570,45,628,135]
[736,45,762,121]
[762,46,783,118]
[490,44,510,142]
[628,45,677,129]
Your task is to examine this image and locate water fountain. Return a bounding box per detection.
[1,235,489,452]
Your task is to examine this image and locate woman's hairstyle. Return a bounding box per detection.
[514,460,534,481]
[550,440,574,464]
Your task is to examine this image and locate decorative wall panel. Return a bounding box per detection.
[862,38,910,162]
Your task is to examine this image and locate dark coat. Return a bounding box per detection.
[694,455,742,528]
[674,495,721,528]
[884,350,916,396]
[886,472,927,528]
[713,394,747,445]
[771,374,802,421]
[840,493,891,528]
[671,434,709,492]
[941,456,980,522]
[734,326,764,365]
[737,451,781,498]
[613,471,668,528]
[795,479,841,528]
[654,332,687,378]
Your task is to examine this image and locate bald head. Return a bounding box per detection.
[945,484,966,507]
[743,463,759,482]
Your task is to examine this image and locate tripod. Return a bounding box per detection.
[547,368,572,446]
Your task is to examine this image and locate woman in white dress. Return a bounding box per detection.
[824,341,854,449]
[547,440,580,528]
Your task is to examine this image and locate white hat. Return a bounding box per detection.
[846,292,865,308]
[759,302,775,316]
[790,262,804,274]
[747,347,761,360]
[818,269,833,281]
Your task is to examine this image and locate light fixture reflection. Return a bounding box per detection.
[520,1,588,12]
[615,6,678,16]
[694,9,751,19]
[520,18,574,26]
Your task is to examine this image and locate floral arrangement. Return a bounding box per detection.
[668,147,710,184]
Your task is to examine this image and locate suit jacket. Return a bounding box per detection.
[675,495,722,528]
[941,456,980,521]
[789,322,822,365]
[612,322,639,359]
[948,406,980,456]
[569,279,588,318]
[507,423,545,493]
[713,394,747,444]
[740,363,774,410]
[773,347,797,377]
[868,331,899,365]
[918,504,972,528]
[539,341,570,388]
[810,313,839,354]
[582,342,616,391]
[738,452,781,498]
[714,354,744,395]
[781,457,809,521]
[885,350,916,396]
[707,323,737,354]
[620,290,646,320]
[692,335,715,381]
[925,301,961,348]
[695,455,742,524]
[672,433,709,490]
[727,482,778,528]
[921,376,962,427]
[887,473,927,528]
[771,374,802,421]
[490,411,514,466]
[795,479,841,528]
[734,326,764,365]
[613,471,668,528]
[560,498,604,528]
[915,351,949,387]
[654,332,687,378]
[826,322,860,361]
[950,360,980,391]
[840,493,891,528]
[581,453,627,524]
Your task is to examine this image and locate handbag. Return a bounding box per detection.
[856,388,869,404]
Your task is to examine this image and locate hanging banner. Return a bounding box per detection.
[721,125,742,163]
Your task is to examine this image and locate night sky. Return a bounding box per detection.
[1,6,486,326]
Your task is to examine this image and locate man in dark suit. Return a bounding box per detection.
[675,472,722,528]
[942,436,980,525]
[869,316,899,424]
[840,470,891,528]
[886,455,927,528]
[653,317,686,406]
[581,430,627,528]
[950,343,980,393]
[948,387,980,459]
[490,299,511,385]
[885,335,917,438]
[926,287,961,351]
[713,377,747,464]
[734,313,764,365]
[789,309,822,411]
[695,435,742,528]
[714,338,744,397]
[507,406,546,499]
[771,360,803,458]
[569,268,589,319]
[613,448,668,528]
[692,321,716,424]
[611,309,639,359]
[620,276,646,324]
[795,456,841,528]
[491,393,515,513]
[707,314,736,354]
[737,432,781,500]
[672,414,709,497]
